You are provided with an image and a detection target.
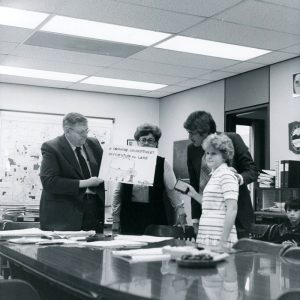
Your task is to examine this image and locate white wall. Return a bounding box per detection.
[159,80,225,164]
[158,81,225,224]
[0,83,160,145]
[270,56,300,168]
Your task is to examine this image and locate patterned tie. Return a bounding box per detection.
[75,147,91,179]
[199,154,211,193]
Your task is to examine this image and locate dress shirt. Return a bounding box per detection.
[65,136,95,194]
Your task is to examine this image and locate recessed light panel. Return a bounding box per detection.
[0,66,86,82]
[40,15,171,46]
[0,6,49,29]
[155,36,271,61]
[82,76,167,91]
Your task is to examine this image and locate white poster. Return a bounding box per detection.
[99,145,158,186]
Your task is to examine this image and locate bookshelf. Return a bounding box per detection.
[254,187,300,224]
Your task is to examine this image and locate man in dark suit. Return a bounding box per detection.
[183,111,258,238]
[39,112,105,231]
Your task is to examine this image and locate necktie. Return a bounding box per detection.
[75,147,91,179]
[199,155,211,193]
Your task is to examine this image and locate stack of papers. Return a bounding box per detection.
[80,240,147,249]
[0,228,94,240]
[112,247,171,263]
[114,234,173,243]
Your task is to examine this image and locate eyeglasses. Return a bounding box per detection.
[70,128,90,136]
[138,137,157,144]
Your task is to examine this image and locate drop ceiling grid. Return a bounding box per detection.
[0,0,299,98]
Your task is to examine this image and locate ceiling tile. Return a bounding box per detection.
[12,45,123,67]
[57,0,204,33]
[260,0,300,10]
[131,48,238,70]
[1,55,101,75]
[0,42,18,54]
[142,85,194,98]
[0,0,65,13]
[248,51,299,64]
[70,82,148,96]
[111,59,209,78]
[93,68,186,85]
[176,78,213,87]
[280,44,300,54]
[25,32,146,58]
[0,54,7,63]
[181,19,300,50]
[215,0,300,35]
[222,61,265,73]
[198,70,237,81]
[119,0,243,17]
[0,74,71,88]
[0,25,32,43]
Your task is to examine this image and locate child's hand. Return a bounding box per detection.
[282,240,297,246]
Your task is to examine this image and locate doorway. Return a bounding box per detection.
[225,105,269,171]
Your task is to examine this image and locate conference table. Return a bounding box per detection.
[0,239,300,300]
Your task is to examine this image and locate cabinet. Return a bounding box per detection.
[254,188,300,224]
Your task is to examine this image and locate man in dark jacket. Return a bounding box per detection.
[39,112,105,231]
[183,111,258,238]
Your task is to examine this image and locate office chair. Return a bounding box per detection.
[0,221,40,279]
[0,279,41,300]
[249,223,269,239]
[2,221,40,230]
[280,246,300,259]
[276,289,300,300]
[233,238,291,255]
[144,225,196,241]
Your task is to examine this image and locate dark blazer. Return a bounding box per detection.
[39,135,105,230]
[187,132,258,231]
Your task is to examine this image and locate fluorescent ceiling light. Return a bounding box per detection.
[82,77,167,91]
[155,36,270,61]
[0,6,49,29]
[40,15,171,46]
[0,66,86,82]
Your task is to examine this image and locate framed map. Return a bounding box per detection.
[0,110,114,206]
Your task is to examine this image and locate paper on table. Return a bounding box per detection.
[8,237,75,245]
[8,237,45,244]
[79,239,147,248]
[112,247,171,263]
[112,247,164,257]
[0,228,43,237]
[114,234,173,243]
[117,254,171,263]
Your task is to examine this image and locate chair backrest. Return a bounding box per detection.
[233,238,290,255]
[0,279,41,300]
[249,223,269,239]
[280,247,300,259]
[144,225,196,241]
[3,221,40,230]
[276,289,300,300]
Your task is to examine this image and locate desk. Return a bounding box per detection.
[1,242,300,300]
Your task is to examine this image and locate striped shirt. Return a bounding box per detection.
[197,163,239,247]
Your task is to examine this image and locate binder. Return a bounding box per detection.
[281,160,300,188]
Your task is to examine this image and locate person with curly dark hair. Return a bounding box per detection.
[112,123,187,235]
[183,111,258,239]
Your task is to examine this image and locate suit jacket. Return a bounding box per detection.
[39,135,105,230]
[187,132,258,231]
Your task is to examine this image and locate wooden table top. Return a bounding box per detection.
[1,241,300,300]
